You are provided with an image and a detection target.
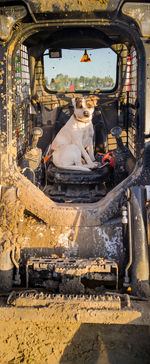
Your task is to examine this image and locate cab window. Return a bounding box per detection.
[43,48,117,92]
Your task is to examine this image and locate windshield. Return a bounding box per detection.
[43,48,117,92]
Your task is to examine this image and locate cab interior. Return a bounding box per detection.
[13,24,139,203]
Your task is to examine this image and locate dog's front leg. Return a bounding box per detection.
[79,145,97,168]
[87,139,95,162]
[71,135,96,168]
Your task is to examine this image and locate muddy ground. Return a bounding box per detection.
[0,322,150,364]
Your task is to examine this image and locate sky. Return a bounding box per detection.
[44,48,117,83]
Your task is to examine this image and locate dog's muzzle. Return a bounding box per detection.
[74,112,93,123]
[83,110,90,117]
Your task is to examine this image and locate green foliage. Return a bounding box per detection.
[47,74,115,91]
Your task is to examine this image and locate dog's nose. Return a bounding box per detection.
[83,110,90,117]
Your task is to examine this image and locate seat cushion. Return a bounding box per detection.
[47,161,112,185]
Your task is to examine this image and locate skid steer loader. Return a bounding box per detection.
[0,0,150,324]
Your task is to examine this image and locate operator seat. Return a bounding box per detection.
[43,104,113,203]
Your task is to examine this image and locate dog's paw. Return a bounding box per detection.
[89,162,99,169]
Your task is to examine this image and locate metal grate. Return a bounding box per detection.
[13,44,31,157]
[117,46,137,157]
[127,47,138,158]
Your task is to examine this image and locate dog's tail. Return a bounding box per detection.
[55,164,91,172]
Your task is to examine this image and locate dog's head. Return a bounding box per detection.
[72,96,97,122]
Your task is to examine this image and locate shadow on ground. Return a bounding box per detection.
[60,324,150,364]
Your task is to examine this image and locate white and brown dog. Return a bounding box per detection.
[51,96,98,171]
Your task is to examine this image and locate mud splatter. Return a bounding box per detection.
[32,0,109,13]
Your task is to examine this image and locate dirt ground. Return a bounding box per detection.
[0,322,150,364]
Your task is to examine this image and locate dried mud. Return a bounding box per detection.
[31,0,109,13]
[0,130,150,364]
[0,321,149,364]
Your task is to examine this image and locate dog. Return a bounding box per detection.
[51,96,98,172]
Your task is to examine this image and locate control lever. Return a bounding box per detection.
[111,126,126,151]
[32,127,43,148]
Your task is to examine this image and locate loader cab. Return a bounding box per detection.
[0,1,150,299]
[13,24,138,203]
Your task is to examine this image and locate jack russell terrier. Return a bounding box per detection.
[51,96,98,172]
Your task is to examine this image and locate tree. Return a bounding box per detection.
[47,74,115,91]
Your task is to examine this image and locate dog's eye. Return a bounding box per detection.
[76,100,83,108]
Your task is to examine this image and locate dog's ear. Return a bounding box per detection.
[93,97,98,107]
[86,96,98,107]
[89,96,98,106]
